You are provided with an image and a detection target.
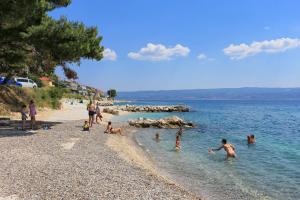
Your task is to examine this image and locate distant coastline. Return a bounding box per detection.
[117,87,300,101]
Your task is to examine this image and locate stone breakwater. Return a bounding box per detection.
[102,107,119,115]
[97,101,114,106]
[102,105,190,115]
[119,105,189,112]
[129,116,195,129]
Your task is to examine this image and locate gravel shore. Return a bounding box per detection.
[0,120,199,200]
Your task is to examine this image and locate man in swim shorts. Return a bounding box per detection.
[209,139,236,159]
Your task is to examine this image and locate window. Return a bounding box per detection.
[17,79,28,82]
[29,80,33,83]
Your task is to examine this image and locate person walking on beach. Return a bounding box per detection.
[95,103,103,123]
[29,100,37,130]
[20,104,28,130]
[87,100,96,127]
[209,139,236,159]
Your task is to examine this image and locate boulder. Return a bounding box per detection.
[102,108,119,115]
[128,116,195,129]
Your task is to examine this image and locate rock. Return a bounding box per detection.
[128,116,195,129]
[97,101,114,106]
[102,108,119,115]
[117,105,189,113]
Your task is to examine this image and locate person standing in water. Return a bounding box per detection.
[29,100,37,130]
[175,135,181,150]
[155,133,160,142]
[177,127,184,137]
[209,139,236,159]
[87,100,96,127]
[247,134,255,144]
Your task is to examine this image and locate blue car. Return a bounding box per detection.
[0,77,22,86]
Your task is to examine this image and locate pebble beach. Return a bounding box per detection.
[0,101,200,200]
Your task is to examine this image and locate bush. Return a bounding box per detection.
[28,75,43,87]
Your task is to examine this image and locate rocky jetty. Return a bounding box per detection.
[102,107,119,115]
[97,101,114,106]
[128,116,195,128]
[118,105,189,112]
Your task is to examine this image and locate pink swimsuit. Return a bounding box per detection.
[29,104,36,116]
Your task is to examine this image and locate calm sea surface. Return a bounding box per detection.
[115,100,300,200]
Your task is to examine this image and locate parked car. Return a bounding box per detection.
[0,76,22,86]
[14,77,38,88]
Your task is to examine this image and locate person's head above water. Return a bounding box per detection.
[222,139,227,144]
[251,134,255,138]
[108,121,112,125]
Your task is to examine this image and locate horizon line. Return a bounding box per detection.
[118,86,300,93]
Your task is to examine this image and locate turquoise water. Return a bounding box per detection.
[116,100,300,200]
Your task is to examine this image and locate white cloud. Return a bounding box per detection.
[103,48,117,61]
[223,37,300,59]
[197,53,207,60]
[197,53,215,61]
[128,43,190,61]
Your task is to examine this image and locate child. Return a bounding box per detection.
[83,121,89,131]
[155,133,160,142]
[95,103,103,123]
[175,135,181,150]
[20,104,28,130]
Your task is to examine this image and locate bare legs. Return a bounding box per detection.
[89,115,95,127]
[30,116,36,130]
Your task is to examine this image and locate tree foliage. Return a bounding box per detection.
[0,0,103,79]
[107,89,117,99]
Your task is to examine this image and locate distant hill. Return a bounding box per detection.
[117,88,300,101]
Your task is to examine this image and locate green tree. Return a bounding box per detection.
[107,89,117,100]
[0,0,103,79]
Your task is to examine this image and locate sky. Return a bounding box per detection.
[50,0,300,91]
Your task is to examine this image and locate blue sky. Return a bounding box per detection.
[50,0,300,91]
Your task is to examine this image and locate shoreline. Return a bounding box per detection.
[0,99,200,199]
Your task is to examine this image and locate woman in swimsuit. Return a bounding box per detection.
[87,101,96,127]
[209,139,236,159]
[29,100,37,130]
[104,121,123,135]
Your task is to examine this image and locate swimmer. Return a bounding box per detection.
[247,134,255,144]
[175,135,181,150]
[155,133,160,142]
[209,139,236,159]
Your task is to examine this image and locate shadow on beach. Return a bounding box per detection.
[0,120,62,138]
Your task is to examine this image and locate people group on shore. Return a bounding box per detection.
[20,100,37,130]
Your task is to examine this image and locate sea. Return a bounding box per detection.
[114,99,300,200]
